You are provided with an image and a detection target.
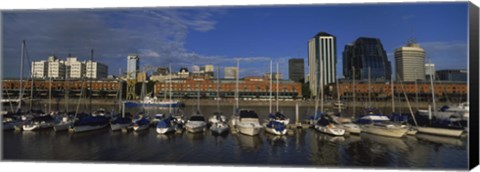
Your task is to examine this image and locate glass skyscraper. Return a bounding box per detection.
[343,37,392,81]
[288,58,304,82]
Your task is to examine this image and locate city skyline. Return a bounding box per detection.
[2,2,468,79]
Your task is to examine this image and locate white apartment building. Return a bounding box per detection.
[31,56,108,80]
[86,60,108,79]
[31,60,48,78]
[69,58,85,79]
[47,56,66,79]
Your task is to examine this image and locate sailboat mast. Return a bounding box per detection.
[235,59,239,110]
[368,66,371,108]
[398,74,418,126]
[336,77,341,113]
[276,62,279,112]
[428,58,437,118]
[320,57,324,113]
[169,64,172,114]
[17,40,25,113]
[89,49,93,114]
[269,59,272,114]
[65,61,69,113]
[118,68,122,112]
[352,66,356,117]
[216,65,220,113]
[391,75,395,113]
[414,68,419,110]
[49,71,52,113]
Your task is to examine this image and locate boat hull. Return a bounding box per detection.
[54,122,72,132]
[342,123,362,134]
[264,127,287,135]
[111,123,131,131]
[361,125,407,138]
[3,121,23,130]
[315,125,345,136]
[133,124,150,131]
[186,126,206,133]
[71,124,108,133]
[156,127,175,134]
[416,127,463,137]
[23,123,53,131]
[237,124,262,136]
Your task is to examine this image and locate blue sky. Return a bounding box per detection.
[1,2,468,79]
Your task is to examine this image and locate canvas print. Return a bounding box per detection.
[1,2,476,170]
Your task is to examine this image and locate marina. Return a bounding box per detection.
[2,104,469,169]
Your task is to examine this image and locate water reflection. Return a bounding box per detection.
[361,133,409,152]
[265,134,287,147]
[156,132,177,141]
[234,133,263,151]
[416,133,465,147]
[186,132,205,142]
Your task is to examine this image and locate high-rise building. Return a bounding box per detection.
[224,67,238,79]
[86,60,108,79]
[127,55,139,79]
[67,57,85,79]
[395,41,425,81]
[308,32,336,97]
[436,69,467,82]
[288,58,304,82]
[47,56,66,79]
[343,37,392,81]
[425,63,435,80]
[31,60,48,78]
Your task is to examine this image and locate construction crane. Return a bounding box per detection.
[123,65,157,100]
[123,70,138,100]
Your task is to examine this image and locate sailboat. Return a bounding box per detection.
[69,49,110,133]
[264,62,288,136]
[185,84,207,133]
[229,59,263,136]
[54,66,74,132]
[354,67,407,138]
[313,58,345,136]
[331,75,361,134]
[3,40,30,130]
[414,59,464,137]
[208,66,229,135]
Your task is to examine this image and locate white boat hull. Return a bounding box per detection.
[23,123,53,131]
[133,124,150,131]
[186,126,206,133]
[315,125,345,136]
[156,127,175,134]
[361,125,407,138]
[111,123,131,131]
[54,122,72,132]
[237,124,262,136]
[264,127,287,135]
[185,121,207,133]
[416,127,463,137]
[210,126,229,135]
[71,124,108,133]
[341,123,362,134]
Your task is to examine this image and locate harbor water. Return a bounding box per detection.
[2,105,468,169]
